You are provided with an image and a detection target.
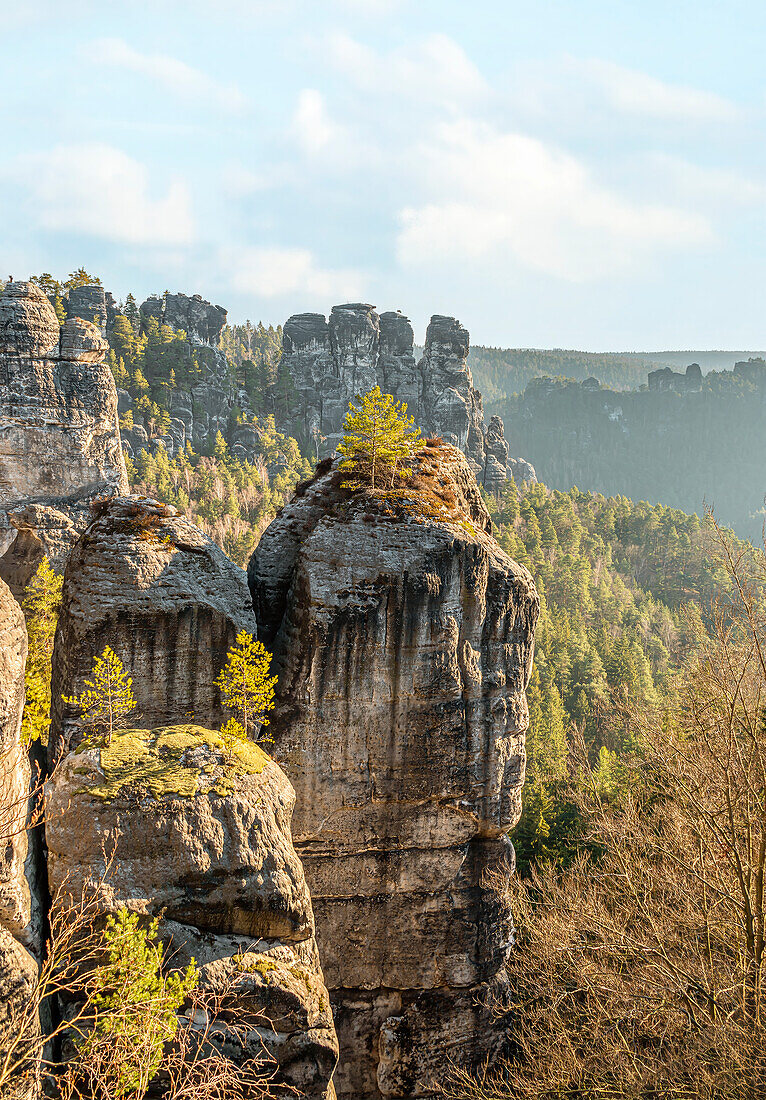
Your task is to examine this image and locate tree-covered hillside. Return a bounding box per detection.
[481,481,740,872]
[468,345,766,400]
[494,367,766,542]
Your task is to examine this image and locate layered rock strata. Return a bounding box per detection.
[45,725,338,1098]
[49,496,256,763]
[282,304,529,489]
[248,445,539,1097]
[0,282,128,595]
[0,577,40,1095]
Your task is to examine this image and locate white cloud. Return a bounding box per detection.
[327,32,487,110]
[292,90,340,155]
[84,37,249,113]
[13,143,194,247]
[577,58,738,122]
[397,121,711,281]
[221,245,365,299]
[642,153,766,204]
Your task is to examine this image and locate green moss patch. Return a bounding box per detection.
[85,724,270,802]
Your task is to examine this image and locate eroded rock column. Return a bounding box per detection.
[249,447,538,1098]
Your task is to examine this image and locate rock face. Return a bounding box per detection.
[45,725,338,1098]
[63,284,108,333]
[49,496,256,764]
[139,292,227,347]
[0,577,41,1094]
[0,282,128,595]
[120,291,232,458]
[248,445,539,1097]
[283,304,526,488]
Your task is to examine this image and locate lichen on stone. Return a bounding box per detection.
[84,723,270,801]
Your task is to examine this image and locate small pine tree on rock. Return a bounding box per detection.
[215,631,277,744]
[338,386,424,492]
[63,646,137,747]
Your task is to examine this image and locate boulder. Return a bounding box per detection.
[49,497,256,763]
[45,725,338,1099]
[248,444,539,1097]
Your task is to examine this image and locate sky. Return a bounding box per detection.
[2,0,766,349]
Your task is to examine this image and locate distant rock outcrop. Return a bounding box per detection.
[139,292,227,347]
[647,363,703,393]
[248,444,539,1097]
[0,282,128,595]
[49,496,256,764]
[45,725,338,1098]
[282,303,535,488]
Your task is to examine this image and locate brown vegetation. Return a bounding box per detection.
[445,516,766,1100]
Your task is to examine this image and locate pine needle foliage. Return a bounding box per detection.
[63,647,137,747]
[338,386,424,491]
[73,908,197,1100]
[21,556,62,745]
[215,631,277,742]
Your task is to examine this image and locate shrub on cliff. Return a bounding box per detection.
[63,909,198,1100]
[338,386,424,492]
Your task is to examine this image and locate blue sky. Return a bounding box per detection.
[2,0,766,349]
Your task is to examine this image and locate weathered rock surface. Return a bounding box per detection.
[0,282,128,596]
[45,725,338,1098]
[0,577,40,1094]
[283,303,529,489]
[249,445,539,1097]
[63,284,108,333]
[0,577,32,943]
[139,292,227,347]
[49,496,256,763]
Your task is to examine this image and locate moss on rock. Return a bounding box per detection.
[82,723,270,802]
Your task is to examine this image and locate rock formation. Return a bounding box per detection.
[282,303,531,489]
[0,576,40,1095]
[248,444,539,1097]
[0,281,128,595]
[647,362,703,393]
[63,283,117,334]
[139,292,227,348]
[117,291,233,459]
[45,724,338,1098]
[49,496,256,763]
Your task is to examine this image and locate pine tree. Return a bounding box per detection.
[64,267,101,290]
[63,646,137,746]
[338,386,424,491]
[215,631,277,742]
[21,557,63,745]
[124,293,140,333]
[76,908,197,1099]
